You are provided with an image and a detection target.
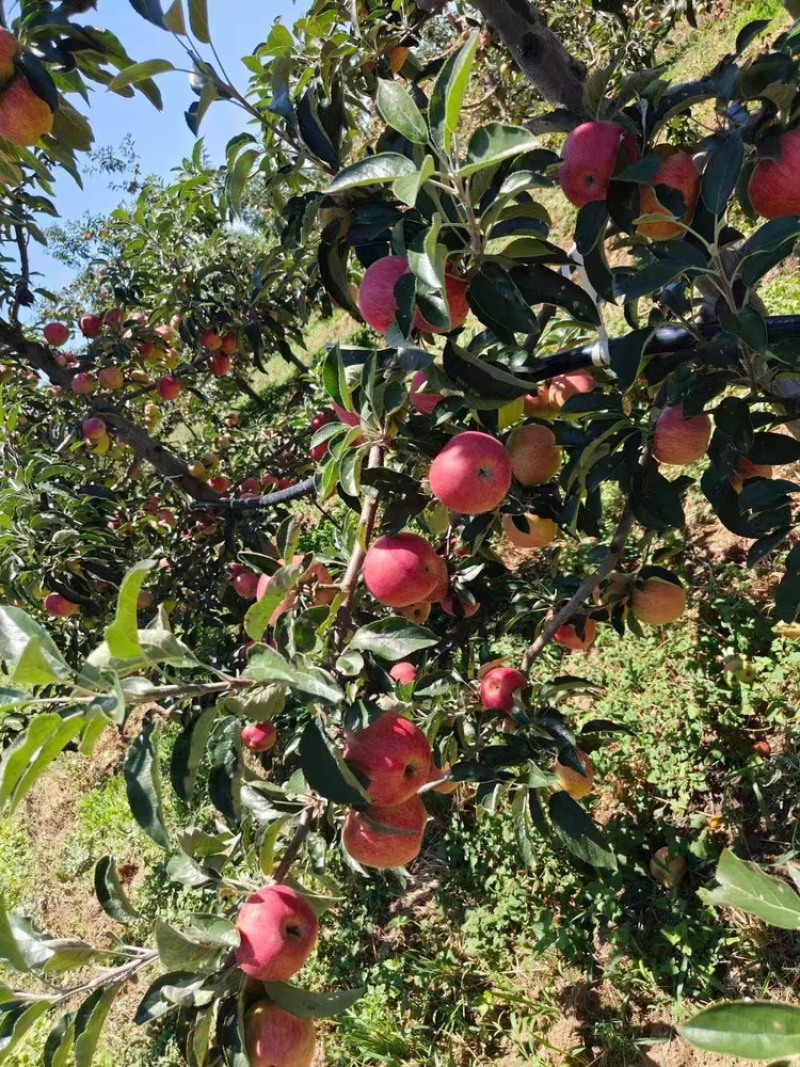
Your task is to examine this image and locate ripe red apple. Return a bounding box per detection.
[43,322,69,347]
[98,366,124,391]
[357,255,469,335]
[104,308,123,331]
[505,423,561,485]
[199,328,222,351]
[429,431,512,515]
[390,661,417,685]
[220,334,238,356]
[753,739,771,758]
[524,388,557,420]
[554,616,597,651]
[0,76,54,145]
[209,352,231,377]
[210,475,232,493]
[650,846,687,888]
[233,571,260,599]
[480,666,527,712]
[749,129,800,219]
[502,512,558,549]
[638,150,700,241]
[652,404,711,465]
[246,1002,316,1067]
[344,710,431,805]
[235,884,319,981]
[560,121,638,207]
[82,417,107,440]
[342,793,427,869]
[157,376,182,401]
[0,29,18,83]
[362,532,442,607]
[78,314,102,339]
[548,370,595,410]
[630,571,686,625]
[44,592,78,618]
[731,457,773,493]
[242,721,277,753]
[71,372,96,395]
[410,369,444,415]
[554,748,595,798]
[137,590,153,611]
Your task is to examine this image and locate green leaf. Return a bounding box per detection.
[124,717,170,850]
[376,79,428,144]
[134,973,203,1025]
[246,647,343,705]
[43,1013,74,1067]
[227,148,259,217]
[155,921,218,971]
[244,562,304,642]
[701,131,744,215]
[393,155,436,208]
[170,706,218,804]
[0,712,84,814]
[94,856,140,925]
[0,896,51,972]
[511,264,600,327]
[610,327,653,392]
[109,59,175,92]
[299,719,369,806]
[460,123,539,177]
[0,1001,51,1061]
[466,263,540,342]
[262,982,365,1019]
[73,983,122,1067]
[105,560,156,661]
[0,607,72,687]
[188,0,210,42]
[163,0,186,33]
[429,33,479,156]
[680,1002,800,1060]
[350,618,438,661]
[699,848,800,929]
[326,153,416,194]
[548,791,617,870]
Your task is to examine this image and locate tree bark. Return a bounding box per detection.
[0,326,221,502]
[470,0,586,114]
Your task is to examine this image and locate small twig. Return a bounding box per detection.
[11,225,30,323]
[520,495,639,673]
[333,443,384,645]
[273,805,316,883]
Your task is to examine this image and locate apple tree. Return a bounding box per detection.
[0,0,799,1063]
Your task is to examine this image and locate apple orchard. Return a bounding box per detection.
[1,0,800,1064]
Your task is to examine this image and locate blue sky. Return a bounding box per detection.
[28,0,294,293]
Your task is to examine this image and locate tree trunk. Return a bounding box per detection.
[470,0,587,113]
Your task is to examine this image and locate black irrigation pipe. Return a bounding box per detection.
[201,316,800,511]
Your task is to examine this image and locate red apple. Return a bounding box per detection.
[630,571,686,625]
[560,121,638,207]
[410,369,444,415]
[548,370,595,409]
[389,661,417,685]
[71,372,96,395]
[44,592,78,618]
[233,571,260,599]
[81,417,107,440]
[246,1002,316,1067]
[554,617,597,651]
[98,366,124,391]
[199,328,222,351]
[209,352,231,377]
[429,431,512,515]
[220,334,238,356]
[638,150,700,241]
[357,255,469,335]
[157,376,182,401]
[43,322,69,347]
[505,423,561,485]
[242,721,277,753]
[343,793,427,869]
[362,532,442,607]
[235,885,318,981]
[79,314,102,339]
[104,308,123,331]
[749,129,800,219]
[344,710,431,805]
[480,666,527,712]
[652,404,711,465]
